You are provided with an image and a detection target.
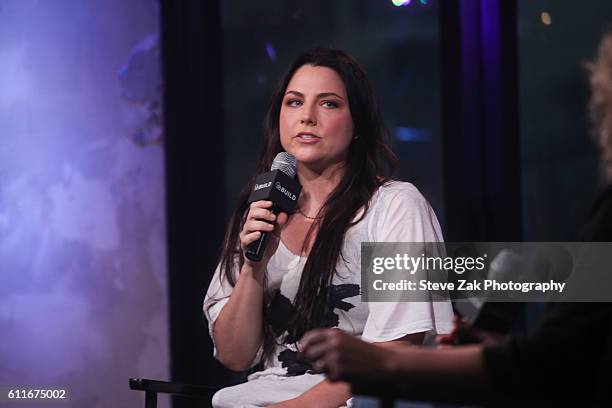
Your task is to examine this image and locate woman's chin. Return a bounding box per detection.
[286,148,346,172]
[290,151,323,165]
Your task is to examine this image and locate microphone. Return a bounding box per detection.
[451,249,525,342]
[453,250,524,324]
[455,246,573,337]
[244,152,302,262]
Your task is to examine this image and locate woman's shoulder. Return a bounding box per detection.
[362,180,433,223]
[362,179,443,241]
[372,180,428,205]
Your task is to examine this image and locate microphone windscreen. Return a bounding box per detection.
[271,152,297,178]
[488,249,524,282]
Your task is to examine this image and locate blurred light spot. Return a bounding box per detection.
[395,127,430,142]
[292,9,304,20]
[392,0,411,6]
[419,0,429,4]
[541,12,551,25]
[265,41,277,62]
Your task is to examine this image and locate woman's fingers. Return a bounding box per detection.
[240,201,290,260]
[240,202,290,262]
[240,231,262,246]
[247,201,273,217]
[243,220,275,234]
[249,200,273,210]
[247,206,276,223]
[276,212,289,227]
[240,202,276,244]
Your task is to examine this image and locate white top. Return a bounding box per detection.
[203,181,453,389]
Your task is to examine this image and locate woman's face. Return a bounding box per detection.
[279,64,354,171]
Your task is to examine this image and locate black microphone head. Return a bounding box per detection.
[271,152,297,178]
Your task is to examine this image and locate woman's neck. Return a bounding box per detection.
[296,162,345,216]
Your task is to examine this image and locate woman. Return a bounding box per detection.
[300,32,612,407]
[204,48,453,408]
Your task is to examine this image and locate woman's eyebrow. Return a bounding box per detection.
[317,92,345,100]
[284,90,345,100]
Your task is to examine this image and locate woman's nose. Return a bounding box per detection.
[300,105,317,125]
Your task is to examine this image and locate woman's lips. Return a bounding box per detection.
[295,133,321,143]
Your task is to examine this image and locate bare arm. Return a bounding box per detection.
[389,344,486,384]
[212,201,288,371]
[300,328,486,385]
[268,332,427,407]
[212,263,266,371]
[267,381,351,408]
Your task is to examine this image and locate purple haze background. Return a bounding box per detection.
[0,1,169,407]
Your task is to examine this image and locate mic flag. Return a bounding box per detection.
[245,152,302,261]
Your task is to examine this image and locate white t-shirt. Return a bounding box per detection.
[203,181,453,407]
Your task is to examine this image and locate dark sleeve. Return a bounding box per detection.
[483,187,612,398]
[483,303,611,399]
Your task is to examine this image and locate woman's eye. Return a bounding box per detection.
[322,100,339,108]
[286,99,303,107]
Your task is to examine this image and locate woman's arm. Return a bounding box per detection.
[212,263,266,371]
[212,201,288,371]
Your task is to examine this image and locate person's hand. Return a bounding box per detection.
[436,314,507,347]
[299,328,397,382]
[240,200,288,271]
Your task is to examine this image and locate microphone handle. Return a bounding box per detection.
[245,204,281,262]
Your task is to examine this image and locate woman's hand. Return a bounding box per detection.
[240,200,288,271]
[299,328,398,382]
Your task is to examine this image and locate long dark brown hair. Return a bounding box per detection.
[217,48,397,362]
[587,30,612,182]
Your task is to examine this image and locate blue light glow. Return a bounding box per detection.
[265,41,277,61]
[395,127,431,142]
